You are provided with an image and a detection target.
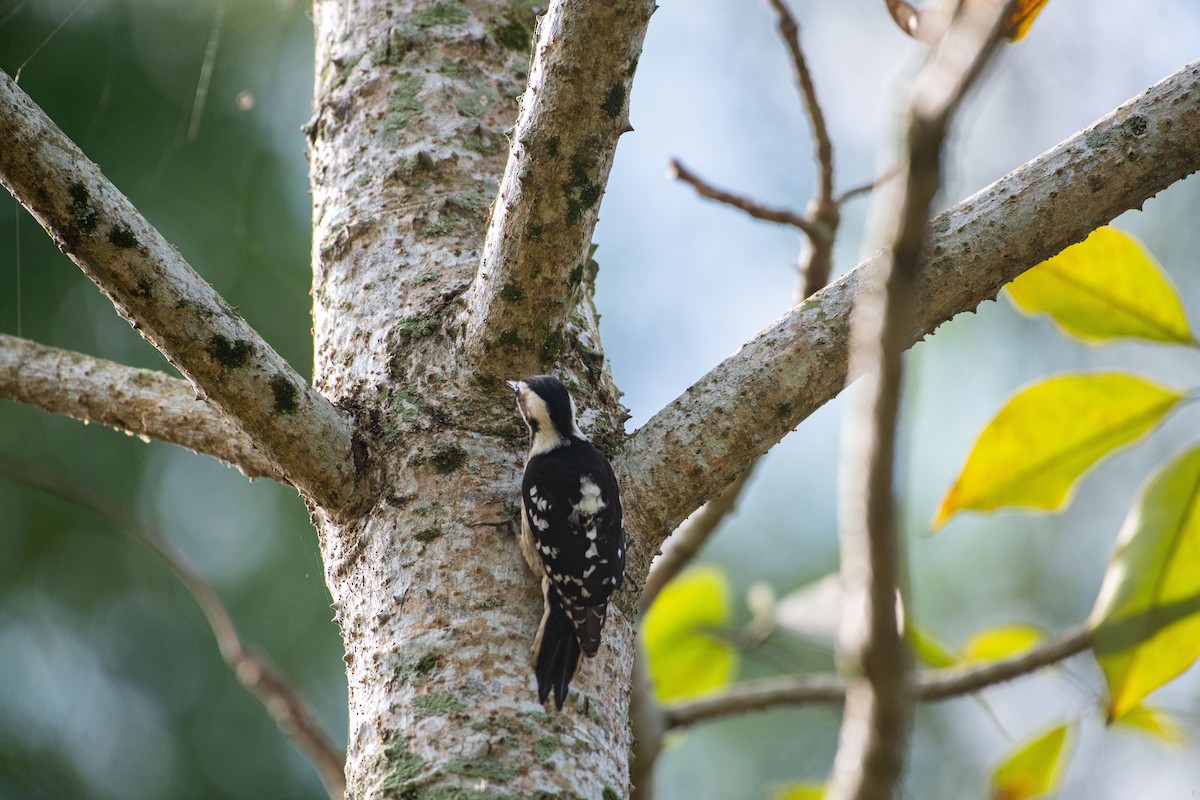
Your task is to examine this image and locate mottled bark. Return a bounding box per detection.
[464,0,654,381]
[0,334,278,479]
[0,72,357,511]
[308,0,636,795]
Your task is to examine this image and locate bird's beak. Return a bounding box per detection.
[506,380,520,392]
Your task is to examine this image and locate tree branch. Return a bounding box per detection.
[463,0,656,380]
[0,457,346,799]
[0,335,281,480]
[769,0,833,206]
[916,624,1091,702]
[0,71,359,513]
[828,2,1011,798]
[629,646,665,800]
[617,58,1200,583]
[639,465,754,615]
[835,169,897,206]
[662,624,1092,730]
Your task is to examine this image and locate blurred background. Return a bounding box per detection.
[2,0,1200,797]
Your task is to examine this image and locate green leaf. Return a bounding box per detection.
[960,624,1045,663]
[770,782,826,800]
[1008,226,1194,345]
[935,373,1183,528]
[1090,446,1200,720]
[906,622,957,668]
[1113,703,1187,746]
[641,566,738,702]
[990,724,1072,800]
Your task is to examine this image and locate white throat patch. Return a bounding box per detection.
[516,381,581,455]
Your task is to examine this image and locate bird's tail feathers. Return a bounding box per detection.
[534,589,583,710]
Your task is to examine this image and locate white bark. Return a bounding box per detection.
[308,0,639,795]
[464,0,655,380]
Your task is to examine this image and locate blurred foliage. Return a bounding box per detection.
[905,621,958,668]
[769,781,826,800]
[1111,703,1187,747]
[0,2,344,798]
[642,566,738,703]
[1091,446,1200,721]
[938,229,1200,730]
[958,623,1045,664]
[989,723,1072,800]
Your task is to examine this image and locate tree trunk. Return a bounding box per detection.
[308,0,643,795]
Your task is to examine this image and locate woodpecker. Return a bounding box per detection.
[508,375,625,710]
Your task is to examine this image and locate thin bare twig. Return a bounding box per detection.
[662,624,1092,730]
[768,0,833,204]
[669,0,850,298]
[828,3,1013,799]
[834,168,898,206]
[667,159,822,238]
[0,457,347,799]
[639,466,755,615]
[629,647,666,800]
[765,0,840,296]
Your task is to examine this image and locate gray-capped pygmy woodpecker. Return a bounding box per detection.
[509,375,626,710]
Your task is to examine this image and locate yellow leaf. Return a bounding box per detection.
[961,624,1045,663]
[934,373,1183,528]
[770,782,826,800]
[1003,0,1051,41]
[1090,446,1200,720]
[1113,703,1187,746]
[1008,227,1194,345]
[990,724,1072,800]
[906,622,957,668]
[641,566,737,702]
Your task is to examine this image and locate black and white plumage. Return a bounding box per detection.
[509,375,625,710]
